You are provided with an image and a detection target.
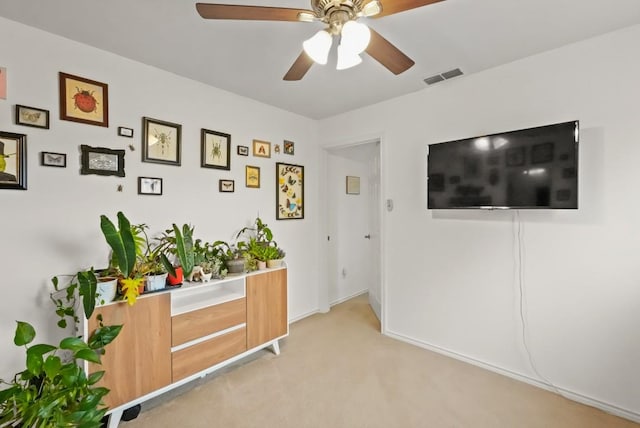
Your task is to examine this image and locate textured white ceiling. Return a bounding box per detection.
[1,0,639,119]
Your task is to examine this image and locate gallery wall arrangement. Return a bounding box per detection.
[1,67,304,219]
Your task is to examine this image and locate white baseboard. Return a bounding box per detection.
[330,289,368,307]
[385,330,640,424]
[288,309,320,324]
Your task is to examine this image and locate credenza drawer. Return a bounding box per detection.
[171,327,247,382]
[171,297,246,347]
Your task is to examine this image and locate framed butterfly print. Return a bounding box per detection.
[16,105,50,129]
[276,162,304,220]
[41,152,66,168]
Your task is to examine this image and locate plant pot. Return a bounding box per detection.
[167,266,184,286]
[146,273,168,292]
[257,260,267,270]
[96,277,118,304]
[225,258,245,274]
[266,259,283,268]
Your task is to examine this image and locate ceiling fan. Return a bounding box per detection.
[196,0,445,81]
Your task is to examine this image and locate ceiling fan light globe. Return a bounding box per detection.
[303,30,332,65]
[336,44,362,70]
[341,20,371,55]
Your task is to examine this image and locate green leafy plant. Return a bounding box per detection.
[193,239,227,279]
[1,272,122,427]
[155,223,195,279]
[100,212,143,305]
[50,270,98,329]
[236,216,276,247]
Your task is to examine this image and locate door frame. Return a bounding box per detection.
[319,136,386,333]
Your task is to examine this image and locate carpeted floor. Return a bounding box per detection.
[123,294,637,427]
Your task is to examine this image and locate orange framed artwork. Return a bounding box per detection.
[59,72,109,127]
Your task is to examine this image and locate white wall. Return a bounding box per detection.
[319,25,640,420]
[0,17,321,379]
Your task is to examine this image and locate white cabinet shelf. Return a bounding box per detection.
[171,277,245,316]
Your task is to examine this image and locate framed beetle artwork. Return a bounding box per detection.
[59,72,109,127]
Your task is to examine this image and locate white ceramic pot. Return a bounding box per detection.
[146,273,168,292]
[96,277,118,304]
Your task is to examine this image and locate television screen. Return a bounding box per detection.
[427,120,579,209]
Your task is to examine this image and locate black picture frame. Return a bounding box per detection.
[141,117,181,166]
[276,162,304,220]
[237,145,249,156]
[80,145,125,177]
[15,105,50,129]
[283,140,295,155]
[41,151,66,168]
[138,176,163,195]
[201,129,231,170]
[118,127,134,138]
[0,131,27,190]
[219,179,234,193]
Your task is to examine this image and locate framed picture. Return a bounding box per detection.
[246,165,260,188]
[346,176,360,195]
[80,145,125,177]
[142,117,181,166]
[59,72,109,127]
[15,105,49,129]
[118,127,134,138]
[138,176,163,195]
[219,179,234,193]
[41,152,66,168]
[0,131,27,190]
[237,145,249,156]
[276,162,304,220]
[0,67,6,100]
[201,129,231,170]
[253,139,271,158]
[283,140,295,155]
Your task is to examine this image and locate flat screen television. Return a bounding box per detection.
[427,120,579,209]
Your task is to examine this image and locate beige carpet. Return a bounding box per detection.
[124,294,637,428]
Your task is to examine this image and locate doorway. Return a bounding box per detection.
[324,139,383,329]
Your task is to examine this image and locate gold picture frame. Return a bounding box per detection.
[59,72,109,127]
[253,139,271,158]
[246,165,260,188]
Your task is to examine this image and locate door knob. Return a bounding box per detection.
[364,234,371,239]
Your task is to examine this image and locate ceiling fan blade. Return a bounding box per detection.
[196,3,311,22]
[365,28,415,75]
[283,51,314,81]
[373,0,445,18]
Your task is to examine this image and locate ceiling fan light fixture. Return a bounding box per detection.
[336,44,362,70]
[361,1,383,17]
[340,20,371,55]
[303,30,332,65]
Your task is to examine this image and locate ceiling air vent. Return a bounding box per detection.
[423,68,464,85]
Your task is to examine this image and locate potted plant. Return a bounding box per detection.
[155,223,195,285]
[264,246,286,268]
[213,240,245,274]
[193,239,228,281]
[0,271,122,427]
[135,225,169,292]
[236,216,276,247]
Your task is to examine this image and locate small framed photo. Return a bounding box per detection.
[118,127,134,138]
[237,145,249,156]
[346,176,360,195]
[219,179,235,193]
[138,176,163,195]
[41,152,66,168]
[59,72,109,127]
[142,117,181,166]
[15,105,50,129]
[276,162,304,220]
[201,129,231,170]
[0,131,27,190]
[253,139,271,158]
[246,165,260,188]
[284,140,295,155]
[80,145,125,177]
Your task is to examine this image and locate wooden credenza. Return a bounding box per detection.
[86,267,288,428]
